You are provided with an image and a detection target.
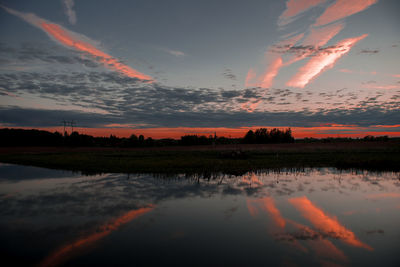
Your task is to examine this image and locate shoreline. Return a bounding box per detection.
[1,142,399,174]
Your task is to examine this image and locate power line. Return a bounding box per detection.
[61,120,77,135]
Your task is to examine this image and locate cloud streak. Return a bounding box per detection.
[246,33,304,88]
[0,5,152,81]
[286,34,368,88]
[246,0,377,89]
[314,0,378,26]
[278,0,326,26]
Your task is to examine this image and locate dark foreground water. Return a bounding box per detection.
[0,164,399,267]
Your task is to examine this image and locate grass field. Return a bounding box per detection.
[1,141,399,175]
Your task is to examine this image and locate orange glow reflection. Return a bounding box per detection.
[247,197,286,228]
[241,173,263,186]
[246,197,348,263]
[288,220,347,263]
[289,196,373,250]
[40,206,154,267]
[41,23,152,81]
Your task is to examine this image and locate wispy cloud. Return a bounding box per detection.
[0,5,152,81]
[278,0,326,26]
[257,56,283,88]
[302,22,345,47]
[62,0,77,25]
[222,68,237,81]
[168,50,185,57]
[246,33,304,88]
[314,0,378,26]
[287,34,368,88]
[362,83,400,90]
[246,0,377,90]
[360,49,379,54]
[158,47,185,57]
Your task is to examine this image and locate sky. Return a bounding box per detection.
[0,0,399,138]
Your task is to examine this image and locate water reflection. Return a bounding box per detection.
[0,164,399,266]
[40,206,154,267]
[289,196,372,250]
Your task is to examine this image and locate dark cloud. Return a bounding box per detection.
[0,63,398,129]
[360,49,379,54]
[365,229,384,235]
[363,80,377,84]
[0,42,100,68]
[1,105,399,129]
[270,44,350,56]
[222,68,237,81]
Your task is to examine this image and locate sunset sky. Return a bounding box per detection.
[0,0,399,138]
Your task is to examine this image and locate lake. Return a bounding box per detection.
[0,163,399,266]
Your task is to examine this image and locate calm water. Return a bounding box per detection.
[0,164,399,266]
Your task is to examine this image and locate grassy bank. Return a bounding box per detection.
[0,142,399,175]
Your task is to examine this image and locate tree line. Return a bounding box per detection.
[0,128,392,147]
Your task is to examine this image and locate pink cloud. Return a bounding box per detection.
[246,33,305,88]
[303,22,344,47]
[363,84,400,90]
[240,100,261,113]
[282,22,344,67]
[278,0,326,26]
[260,56,283,88]
[286,34,368,88]
[314,0,378,26]
[1,5,152,81]
[245,68,257,87]
[339,68,354,73]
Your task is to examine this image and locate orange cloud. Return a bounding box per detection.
[245,68,257,87]
[241,173,263,186]
[247,33,304,89]
[362,84,400,90]
[282,22,344,68]
[289,196,373,250]
[367,193,400,199]
[372,124,400,128]
[240,100,261,113]
[260,57,283,88]
[245,56,283,88]
[278,0,326,26]
[314,0,378,26]
[40,206,154,267]
[303,22,345,47]
[41,22,152,80]
[286,34,367,88]
[1,5,152,81]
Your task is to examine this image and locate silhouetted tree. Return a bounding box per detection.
[242,128,294,144]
